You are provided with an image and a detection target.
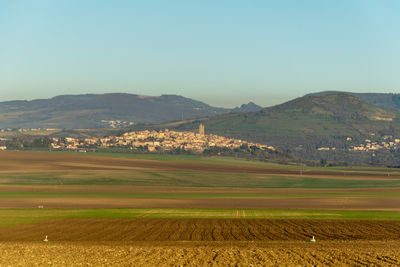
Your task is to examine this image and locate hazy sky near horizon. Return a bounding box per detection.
[1,0,399,108]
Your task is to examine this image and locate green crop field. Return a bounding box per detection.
[1,208,400,227]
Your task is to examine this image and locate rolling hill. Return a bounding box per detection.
[149,93,400,164]
[308,91,400,110]
[0,93,262,129]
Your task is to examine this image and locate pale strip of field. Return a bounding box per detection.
[1,196,400,210]
[2,191,400,199]
[2,185,400,194]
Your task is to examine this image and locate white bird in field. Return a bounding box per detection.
[43,235,48,242]
[310,236,316,242]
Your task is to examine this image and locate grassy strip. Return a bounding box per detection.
[1,192,400,198]
[2,171,400,188]
[1,208,400,226]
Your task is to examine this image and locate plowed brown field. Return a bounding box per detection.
[1,219,400,266]
[1,218,400,242]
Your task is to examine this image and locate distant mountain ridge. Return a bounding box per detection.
[232,102,262,112]
[0,93,262,129]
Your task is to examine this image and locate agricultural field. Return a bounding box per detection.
[1,151,400,266]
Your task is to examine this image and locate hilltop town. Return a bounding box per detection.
[49,124,275,153]
[2,125,400,156]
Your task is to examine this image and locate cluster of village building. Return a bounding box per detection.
[0,128,57,132]
[50,125,274,153]
[348,136,400,151]
[100,120,134,128]
[317,135,400,152]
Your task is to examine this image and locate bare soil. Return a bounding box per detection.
[1,241,399,266]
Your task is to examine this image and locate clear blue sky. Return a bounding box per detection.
[0,0,399,107]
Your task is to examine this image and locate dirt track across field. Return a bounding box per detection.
[1,151,400,179]
[2,184,400,194]
[1,218,400,242]
[1,241,399,266]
